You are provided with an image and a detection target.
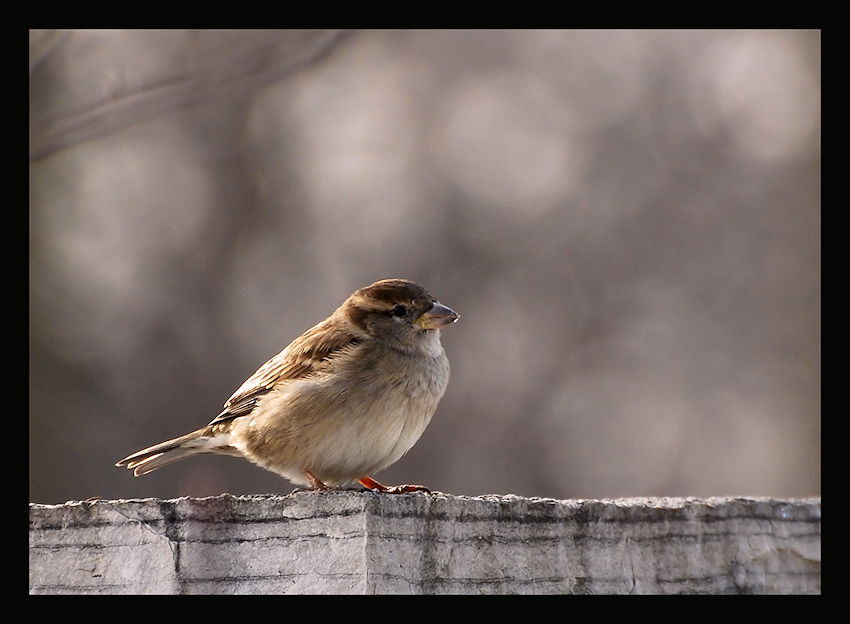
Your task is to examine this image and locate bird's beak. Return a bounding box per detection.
[416,302,459,330]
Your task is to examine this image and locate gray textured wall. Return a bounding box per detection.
[29,493,821,594]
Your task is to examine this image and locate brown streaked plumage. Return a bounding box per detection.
[116,279,458,493]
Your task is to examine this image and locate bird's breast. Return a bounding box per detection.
[234,337,450,484]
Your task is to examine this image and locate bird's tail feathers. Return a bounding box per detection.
[115,428,235,476]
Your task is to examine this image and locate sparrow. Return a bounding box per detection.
[116,279,458,494]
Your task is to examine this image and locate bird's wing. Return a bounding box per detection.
[209,317,361,425]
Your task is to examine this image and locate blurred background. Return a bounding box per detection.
[30,30,820,504]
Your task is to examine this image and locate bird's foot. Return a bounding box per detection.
[303,470,338,491]
[358,476,431,494]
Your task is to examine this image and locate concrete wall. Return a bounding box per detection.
[29,492,820,594]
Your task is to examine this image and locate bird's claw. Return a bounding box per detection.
[358,476,431,494]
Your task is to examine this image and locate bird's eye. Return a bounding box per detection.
[390,304,408,318]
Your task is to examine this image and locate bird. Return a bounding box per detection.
[116,279,458,494]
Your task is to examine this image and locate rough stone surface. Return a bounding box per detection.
[29,493,821,594]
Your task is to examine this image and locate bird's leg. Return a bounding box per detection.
[304,470,333,490]
[358,476,431,494]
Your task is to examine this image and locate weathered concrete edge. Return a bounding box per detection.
[30,492,822,525]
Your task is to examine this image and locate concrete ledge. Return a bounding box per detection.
[29,493,821,594]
